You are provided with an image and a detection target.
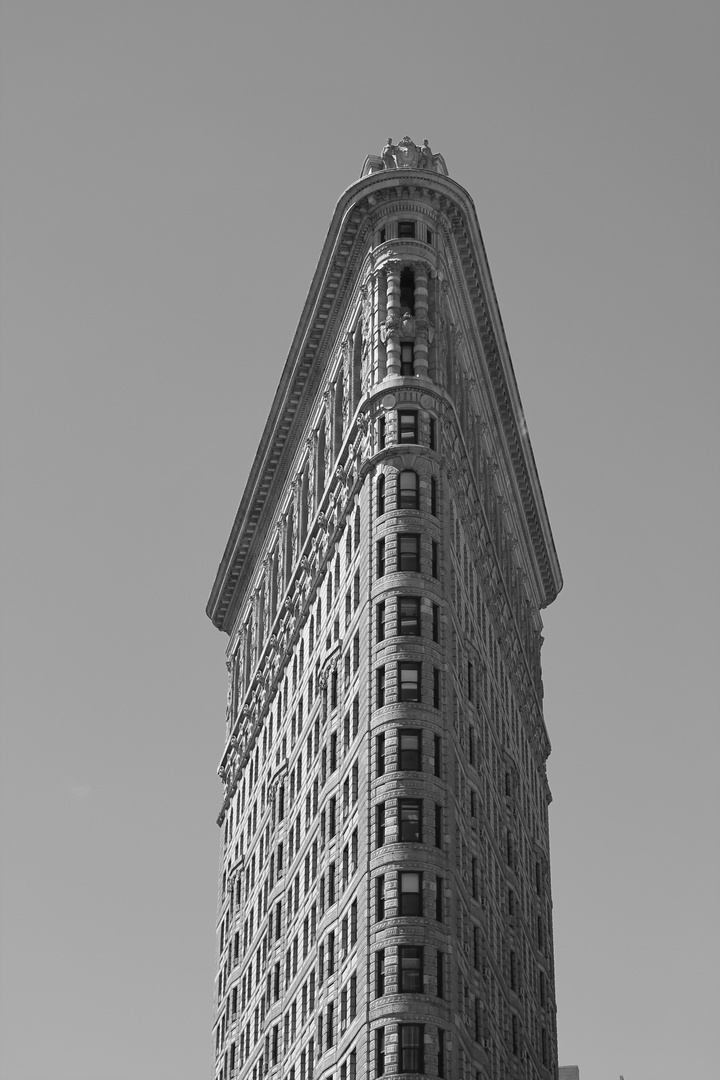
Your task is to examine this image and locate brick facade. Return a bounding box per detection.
[207,142,563,1080]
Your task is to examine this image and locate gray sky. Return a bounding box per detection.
[1,3,718,1079]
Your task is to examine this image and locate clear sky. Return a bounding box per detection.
[1,3,718,1079]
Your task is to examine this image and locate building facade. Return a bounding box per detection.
[206,137,563,1080]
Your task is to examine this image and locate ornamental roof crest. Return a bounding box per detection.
[360,137,448,178]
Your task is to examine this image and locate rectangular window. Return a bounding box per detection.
[429,418,437,451]
[376,539,385,577]
[437,951,444,999]
[329,796,337,837]
[431,540,439,578]
[375,1027,385,1077]
[468,661,474,702]
[376,601,386,642]
[438,1029,445,1078]
[375,875,385,921]
[378,414,386,449]
[398,596,421,636]
[397,533,420,572]
[432,604,439,642]
[400,342,414,377]
[398,469,419,509]
[399,871,423,916]
[398,728,422,770]
[330,733,338,772]
[399,1024,424,1073]
[433,667,440,709]
[328,863,336,906]
[349,973,357,1019]
[375,949,385,997]
[376,666,385,708]
[376,733,385,777]
[434,804,442,848]
[399,945,424,993]
[433,734,441,777]
[436,876,443,922]
[327,1002,334,1048]
[399,798,423,842]
[431,477,437,516]
[328,930,335,975]
[375,802,385,847]
[398,662,421,702]
[398,220,416,238]
[398,411,418,443]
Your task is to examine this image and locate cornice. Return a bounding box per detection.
[207,167,562,634]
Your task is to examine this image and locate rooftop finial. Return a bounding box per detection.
[361,137,448,178]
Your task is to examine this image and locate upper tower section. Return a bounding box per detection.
[207,138,562,637]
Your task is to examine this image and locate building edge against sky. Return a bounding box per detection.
[206,137,563,1080]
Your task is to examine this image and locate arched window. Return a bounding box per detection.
[377,474,386,516]
[398,470,419,510]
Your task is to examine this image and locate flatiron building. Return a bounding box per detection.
[207,138,563,1080]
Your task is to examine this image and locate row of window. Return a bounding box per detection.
[376,872,443,920]
[374,945,444,998]
[378,410,438,450]
[375,799,443,847]
[375,1024,445,1077]
[376,534,438,577]
[377,596,439,641]
[376,728,440,774]
[376,664,440,707]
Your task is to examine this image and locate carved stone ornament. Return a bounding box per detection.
[380,314,400,343]
[400,311,415,339]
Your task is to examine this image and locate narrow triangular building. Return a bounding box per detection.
[208,138,563,1080]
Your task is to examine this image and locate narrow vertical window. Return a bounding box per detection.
[437,951,444,999]
[375,949,385,997]
[398,411,419,443]
[429,418,437,451]
[378,415,386,450]
[375,1028,385,1077]
[399,1024,424,1073]
[432,603,439,642]
[433,667,440,709]
[376,601,386,642]
[398,469,419,509]
[438,1029,445,1078]
[375,802,385,847]
[375,875,385,921]
[376,666,385,708]
[377,474,386,516]
[432,540,439,578]
[434,804,442,848]
[376,539,385,577]
[399,871,423,916]
[398,662,421,701]
[399,946,424,992]
[433,733,441,777]
[435,876,443,922]
[376,732,385,777]
[431,476,438,516]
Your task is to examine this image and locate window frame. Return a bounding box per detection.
[398,870,423,916]
[398,798,423,843]
[399,945,424,994]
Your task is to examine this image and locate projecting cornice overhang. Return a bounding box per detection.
[207,168,562,633]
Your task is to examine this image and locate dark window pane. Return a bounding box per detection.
[399,729,421,770]
[399,799,423,842]
[399,663,421,702]
[399,871,422,916]
[398,221,416,238]
[398,470,419,509]
[399,596,421,635]
[399,1024,424,1072]
[399,946,423,993]
[398,412,418,443]
[398,534,420,572]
